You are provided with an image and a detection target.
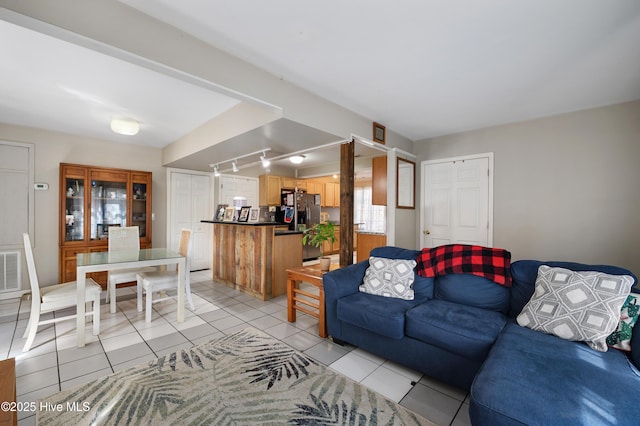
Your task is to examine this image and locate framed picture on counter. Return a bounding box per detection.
[248,208,260,223]
[215,204,228,221]
[238,206,251,222]
[223,206,236,222]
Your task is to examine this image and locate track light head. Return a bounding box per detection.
[260,153,271,168]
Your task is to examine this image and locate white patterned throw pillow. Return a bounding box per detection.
[359,256,417,300]
[517,265,634,352]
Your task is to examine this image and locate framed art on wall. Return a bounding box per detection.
[373,122,386,144]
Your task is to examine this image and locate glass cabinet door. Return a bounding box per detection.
[131,182,148,238]
[91,179,127,240]
[64,177,84,241]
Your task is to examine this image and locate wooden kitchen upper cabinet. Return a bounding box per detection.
[372,155,387,206]
[306,180,323,196]
[280,177,307,191]
[259,174,282,206]
[323,182,340,207]
[331,182,340,207]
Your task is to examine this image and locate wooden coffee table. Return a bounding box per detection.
[286,264,339,338]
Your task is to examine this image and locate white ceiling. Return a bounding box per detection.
[0,18,240,148]
[1,1,639,168]
[121,0,640,140]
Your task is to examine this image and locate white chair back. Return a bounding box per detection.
[108,226,140,251]
[137,228,194,322]
[22,232,102,352]
[22,233,41,310]
[179,229,192,285]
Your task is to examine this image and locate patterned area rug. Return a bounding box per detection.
[37,328,432,425]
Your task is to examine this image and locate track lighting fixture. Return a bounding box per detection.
[213,165,220,177]
[260,152,270,168]
[232,160,239,173]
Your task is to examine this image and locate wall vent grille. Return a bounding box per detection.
[0,251,20,292]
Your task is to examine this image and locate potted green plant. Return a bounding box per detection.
[302,221,336,271]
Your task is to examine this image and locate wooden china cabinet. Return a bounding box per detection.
[59,163,152,288]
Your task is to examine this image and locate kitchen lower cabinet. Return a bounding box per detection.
[357,232,387,262]
[208,222,302,299]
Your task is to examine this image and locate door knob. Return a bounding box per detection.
[423,229,431,235]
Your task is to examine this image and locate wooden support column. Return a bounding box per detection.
[339,140,355,266]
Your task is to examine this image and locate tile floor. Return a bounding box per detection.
[0,270,471,426]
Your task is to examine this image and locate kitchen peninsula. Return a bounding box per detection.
[202,221,302,300]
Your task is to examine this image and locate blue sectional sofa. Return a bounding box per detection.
[323,246,640,425]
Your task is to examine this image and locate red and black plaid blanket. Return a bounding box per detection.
[416,244,512,287]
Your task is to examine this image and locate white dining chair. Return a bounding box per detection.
[106,226,156,313]
[136,229,195,323]
[22,233,101,352]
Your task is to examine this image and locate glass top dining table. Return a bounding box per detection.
[77,248,183,266]
[75,248,186,347]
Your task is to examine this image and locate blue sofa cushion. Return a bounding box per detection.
[435,273,510,313]
[470,321,640,425]
[370,246,435,298]
[337,292,429,340]
[405,300,507,361]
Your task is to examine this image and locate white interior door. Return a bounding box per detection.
[421,154,493,248]
[169,171,211,271]
[219,175,259,207]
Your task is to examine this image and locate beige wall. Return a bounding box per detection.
[414,100,640,275]
[0,124,165,288]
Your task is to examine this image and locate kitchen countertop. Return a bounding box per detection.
[201,220,302,235]
[201,220,282,225]
[275,230,303,235]
[356,230,386,236]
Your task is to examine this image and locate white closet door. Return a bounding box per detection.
[170,173,192,252]
[189,175,211,270]
[169,171,211,271]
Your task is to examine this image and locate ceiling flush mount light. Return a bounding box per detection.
[260,152,271,168]
[289,155,305,165]
[231,160,239,173]
[110,117,139,136]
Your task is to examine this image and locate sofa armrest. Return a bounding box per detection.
[323,260,369,339]
[324,261,368,298]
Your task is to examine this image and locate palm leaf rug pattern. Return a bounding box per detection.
[37,328,432,425]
